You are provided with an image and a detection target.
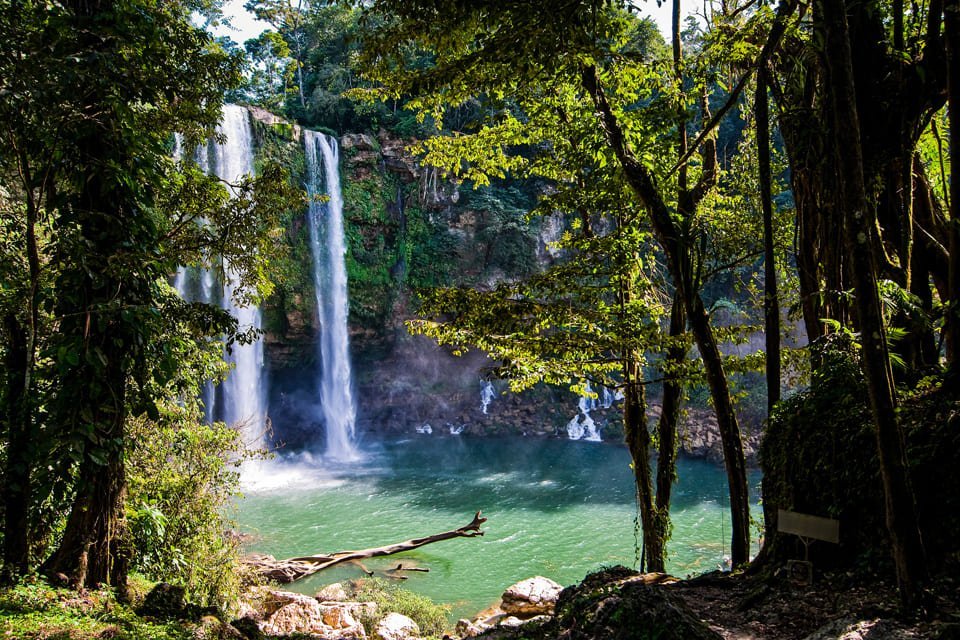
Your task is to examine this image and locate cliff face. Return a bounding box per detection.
[253,114,755,462]
[259,122,574,447]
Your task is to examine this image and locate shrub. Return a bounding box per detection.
[346,577,450,639]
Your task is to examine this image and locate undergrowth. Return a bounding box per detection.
[347,577,450,639]
[0,576,191,640]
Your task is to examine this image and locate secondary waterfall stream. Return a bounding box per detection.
[305,131,359,460]
[214,105,267,448]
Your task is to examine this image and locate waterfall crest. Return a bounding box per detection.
[304,131,359,461]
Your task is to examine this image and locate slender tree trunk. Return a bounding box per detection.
[946,0,960,370]
[756,70,781,411]
[582,64,751,568]
[652,294,685,573]
[2,159,44,581]
[623,355,659,572]
[820,0,928,607]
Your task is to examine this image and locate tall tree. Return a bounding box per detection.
[0,0,299,590]
[755,68,780,412]
[355,0,778,567]
[817,0,928,605]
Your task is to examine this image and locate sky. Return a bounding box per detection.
[214,0,683,46]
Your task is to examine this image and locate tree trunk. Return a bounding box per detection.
[652,295,684,573]
[756,69,781,411]
[623,356,661,572]
[41,445,128,594]
[1,315,31,582]
[582,64,751,568]
[819,0,928,607]
[946,0,960,370]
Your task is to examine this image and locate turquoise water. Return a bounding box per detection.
[234,437,760,620]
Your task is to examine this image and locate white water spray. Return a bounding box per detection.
[480,380,495,414]
[566,381,602,442]
[304,131,359,461]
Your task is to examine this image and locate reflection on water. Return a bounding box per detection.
[234,437,760,620]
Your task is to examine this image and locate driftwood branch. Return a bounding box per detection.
[245,511,487,584]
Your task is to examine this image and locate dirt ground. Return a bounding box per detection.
[670,569,960,640]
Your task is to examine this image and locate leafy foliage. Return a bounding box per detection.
[347,577,450,639]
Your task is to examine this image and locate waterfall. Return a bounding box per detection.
[304,131,359,461]
[566,381,602,442]
[211,105,267,448]
[170,106,267,449]
[480,380,495,414]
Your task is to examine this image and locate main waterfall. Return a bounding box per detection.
[173,105,267,448]
[304,131,359,460]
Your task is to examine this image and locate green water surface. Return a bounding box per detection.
[234,436,760,620]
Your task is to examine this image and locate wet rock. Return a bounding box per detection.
[375,612,420,640]
[500,576,563,617]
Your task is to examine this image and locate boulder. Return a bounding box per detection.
[341,133,378,152]
[138,583,187,620]
[192,615,243,640]
[500,576,563,617]
[316,582,349,602]
[244,588,367,639]
[246,587,318,618]
[375,612,420,640]
[456,618,485,638]
[259,597,328,636]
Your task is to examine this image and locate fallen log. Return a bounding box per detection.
[244,511,487,584]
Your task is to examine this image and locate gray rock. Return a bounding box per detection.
[315,582,349,602]
[375,612,420,640]
[500,576,563,617]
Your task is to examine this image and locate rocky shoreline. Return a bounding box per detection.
[182,565,949,640]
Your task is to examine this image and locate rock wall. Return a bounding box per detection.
[250,112,758,462]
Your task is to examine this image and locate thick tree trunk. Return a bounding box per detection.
[946,0,960,370]
[820,0,928,607]
[2,316,31,582]
[245,512,487,583]
[41,445,128,594]
[756,70,781,411]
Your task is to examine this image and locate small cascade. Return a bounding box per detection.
[480,380,495,414]
[304,131,359,461]
[601,386,623,409]
[566,381,602,442]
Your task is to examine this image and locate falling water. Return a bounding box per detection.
[210,105,267,447]
[170,106,266,445]
[304,131,359,461]
[566,381,602,442]
[480,380,495,414]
